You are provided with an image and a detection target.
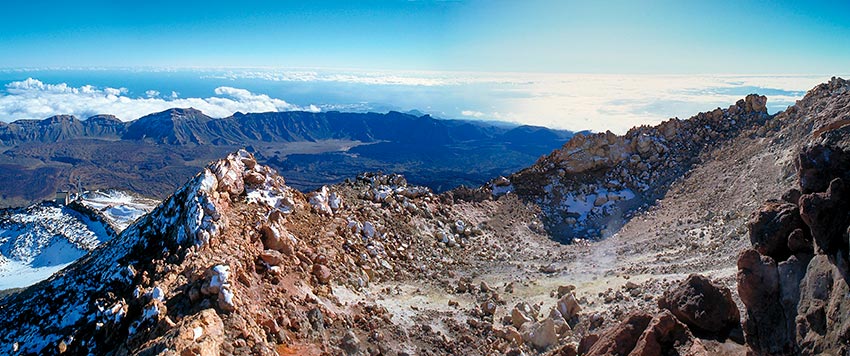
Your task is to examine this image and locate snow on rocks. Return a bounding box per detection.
[77,190,158,231]
[0,202,116,289]
[308,186,344,215]
[201,265,237,312]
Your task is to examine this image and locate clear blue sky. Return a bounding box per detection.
[0,0,848,73]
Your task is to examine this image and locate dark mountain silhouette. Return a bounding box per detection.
[0,109,574,206]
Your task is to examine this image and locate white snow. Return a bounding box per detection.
[0,203,115,290]
[210,265,230,290]
[78,190,158,231]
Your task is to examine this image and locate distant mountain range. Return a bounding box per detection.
[1,108,573,146]
[0,109,574,206]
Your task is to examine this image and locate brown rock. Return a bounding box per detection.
[521,318,559,351]
[629,311,699,356]
[787,228,813,254]
[744,94,768,113]
[799,178,849,255]
[578,333,599,355]
[261,225,293,255]
[584,311,653,356]
[259,250,284,266]
[511,303,535,329]
[557,285,575,297]
[747,200,806,261]
[312,264,332,284]
[658,274,740,336]
[244,171,266,186]
[557,293,581,320]
[480,300,497,316]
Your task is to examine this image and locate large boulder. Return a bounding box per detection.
[736,249,796,355]
[584,310,706,356]
[747,200,807,261]
[658,274,740,336]
[629,311,704,356]
[583,311,653,356]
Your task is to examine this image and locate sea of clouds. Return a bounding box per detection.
[0,69,839,133]
[0,77,318,123]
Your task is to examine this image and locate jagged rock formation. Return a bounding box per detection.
[736,77,850,355]
[0,150,511,355]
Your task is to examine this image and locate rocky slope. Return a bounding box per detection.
[0,78,847,355]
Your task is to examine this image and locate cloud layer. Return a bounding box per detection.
[0,78,318,122]
[0,72,839,134]
[205,70,834,133]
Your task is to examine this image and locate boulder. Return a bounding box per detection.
[747,200,807,261]
[736,249,795,355]
[521,318,559,351]
[312,264,332,284]
[584,311,653,356]
[557,293,581,320]
[657,274,740,336]
[787,229,813,254]
[511,303,535,329]
[629,311,702,356]
[744,94,768,113]
[797,125,850,194]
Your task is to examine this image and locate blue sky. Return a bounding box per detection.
[1,0,848,73]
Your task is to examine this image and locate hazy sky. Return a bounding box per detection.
[1,0,848,73]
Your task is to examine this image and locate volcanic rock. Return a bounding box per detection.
[658,274,740,336]
[747,200,806,261]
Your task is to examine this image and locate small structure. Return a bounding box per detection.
[55,191,71,206]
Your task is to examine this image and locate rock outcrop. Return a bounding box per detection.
[736,79,850,355]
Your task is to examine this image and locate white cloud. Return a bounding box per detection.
[0,78,319,122]
[461,110,485,118]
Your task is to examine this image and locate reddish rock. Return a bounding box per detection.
[312,264,332,284]
[629,311,701,356]
[584,311,653,356]
[658,274,740,336]
[786,228,813,254]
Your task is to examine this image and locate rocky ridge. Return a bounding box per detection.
[471,94,772,241]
